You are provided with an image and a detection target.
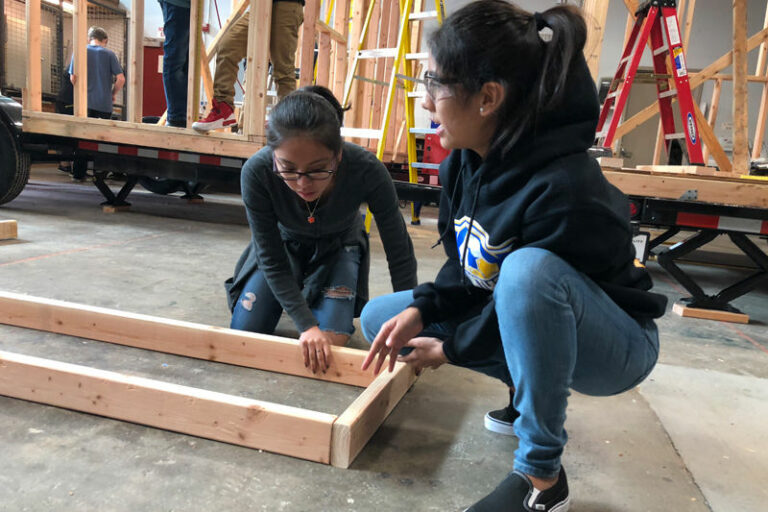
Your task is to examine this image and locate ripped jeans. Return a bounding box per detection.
[230,246,361,335]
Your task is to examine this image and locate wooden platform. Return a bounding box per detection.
[602,168,768,209]
[672,302,750,324]
[22,111,265,159]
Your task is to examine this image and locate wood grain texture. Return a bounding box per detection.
[73,0,88,117]
[24,0,41,111]
[732,0,749,173]
[672,303,749,324]
[0,292,375,388]
[331,362,417,468]
[0,220,18,240]
[0,350,336,463]
[127,0,145,123]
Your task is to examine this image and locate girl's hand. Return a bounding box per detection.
[398,337,448,376]
[362,307,423,374]
[299,326,335,373]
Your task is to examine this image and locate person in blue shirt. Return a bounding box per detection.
[68,26,125,120]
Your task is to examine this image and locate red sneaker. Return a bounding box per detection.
[192,99,237,132]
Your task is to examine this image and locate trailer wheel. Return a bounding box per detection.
[0,121,30,205]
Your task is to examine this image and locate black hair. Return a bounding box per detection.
[428,0,587,157]
[266,90,342,154]
[298,85,350,125]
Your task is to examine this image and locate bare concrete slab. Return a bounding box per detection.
[640,364,768,512]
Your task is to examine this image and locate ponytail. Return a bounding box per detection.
[428,0,587,157]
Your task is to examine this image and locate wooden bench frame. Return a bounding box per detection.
[0,291,416,468]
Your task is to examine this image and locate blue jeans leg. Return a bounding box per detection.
[360,291,513,384]
[311,246,361,336]
[493,248,659,479]
[160,1,189,123]
[230,270,283,333]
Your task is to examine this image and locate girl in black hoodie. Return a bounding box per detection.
[360,2,667,511]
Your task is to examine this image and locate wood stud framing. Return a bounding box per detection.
[72,0,88,118]
[24,0,42,112]
[0,292,417,468]
[127,0,145,123]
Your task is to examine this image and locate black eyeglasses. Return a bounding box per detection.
[423,71,459,100]
[272,158,337,181]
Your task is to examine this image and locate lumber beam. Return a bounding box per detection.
[331,362,417,468]
[0,350,336,463]
[703,79,723,163]
[753,4,768,160]
[127,0,145,123]
[732,0,749,173]
[583,0,610,82]
[672,303,749,324]
[602,169,768,209]
[243,0,271,136]
[186,0,203,126]
[0,220,18,240]
[0,292,375,388]
[299,0,321,87]
[331,0,351,101]
[21,111,264,159]
[24,0,42,111]
[72,0,89,117]
[316,31,332,87]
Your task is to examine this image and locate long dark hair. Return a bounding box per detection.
[267,90,343,153]
[428,0,587,156]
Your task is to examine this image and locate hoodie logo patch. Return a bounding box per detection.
[455,216,515,290]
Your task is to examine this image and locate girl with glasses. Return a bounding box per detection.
[359,1,666,510]
[226,86,417,374]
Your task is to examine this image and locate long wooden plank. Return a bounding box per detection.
[602,169,768,209]
[0,292,375,388]
[330,362,417,468]
[299,0,321,88]
[316,32,332,87]
[331,0,351,101]
[0,350,336,463]
[753,4,768,160]
[24,0,42,111]
[186,0,203,126]
[72,0,89,117]
[583,0,610,82]
[22,111,264,158]
[732,0,749,173]
[0,220,18,240]
[243,0,271,136]
[615,26,768,139]
[128,0,145,123]
[703,79,723,163]
[672,303,749,324]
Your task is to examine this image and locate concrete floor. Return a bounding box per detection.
[0,165,766,511]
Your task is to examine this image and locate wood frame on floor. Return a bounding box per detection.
[0,291,417,468]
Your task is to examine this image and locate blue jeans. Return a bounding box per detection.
[360,248,659,479]
[231,246,361,335]
[159,1,189,124]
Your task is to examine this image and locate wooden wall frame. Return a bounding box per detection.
[0,292,417,468]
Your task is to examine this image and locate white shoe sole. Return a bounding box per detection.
[192,117,237,132]
[484,412,517,436]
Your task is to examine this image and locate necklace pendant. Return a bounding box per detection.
[307,216,315,224]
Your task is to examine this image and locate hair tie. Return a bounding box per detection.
[533,11,548,31]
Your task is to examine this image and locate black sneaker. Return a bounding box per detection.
[484,388,520,436]
[466,466,570,512]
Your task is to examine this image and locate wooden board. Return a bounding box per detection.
[636,165,721,176]
[22,111,264,159]
[672,303,749,324]
[0,220,18,240]
[596,156,624,169]
[732,0,749,173]
[243,0,271,136]
[72,0,89,118]
[331,362,417,468]
[24,0,41,111]
[127,0,145,123]
[0,350,336,463]
[0,292,375,388]
[602,169,768,209]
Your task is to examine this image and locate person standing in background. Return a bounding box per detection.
[68,26,125,120]
[158,0,190,127]
[192,0,304,132]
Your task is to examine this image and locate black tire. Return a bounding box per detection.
[0,121,30,205]
[138,176,186,195]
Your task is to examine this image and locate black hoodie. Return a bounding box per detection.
[409,56,667,366]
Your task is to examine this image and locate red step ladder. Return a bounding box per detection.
[595,0,704,164]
